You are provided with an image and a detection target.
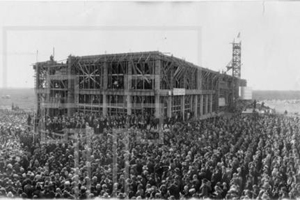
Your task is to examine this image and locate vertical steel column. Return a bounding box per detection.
[205,94,209,115]
[168,64,174,119]
[45,66,50,117]
[67,57,74,116]
[194,95,198,118]
[74,76,79,108]
[210,94,213,114]
[126,61,132,115]
[216,75,220,114]
[167,95,172,118]
[189,95,193,113]
[154,59,161,118]
[35,65,39,114]
[103,61,108,116]
[181,95,185,120]
[197,69,202,90]
[200,94,203,116]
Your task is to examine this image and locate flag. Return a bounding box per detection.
[237,32,240,38]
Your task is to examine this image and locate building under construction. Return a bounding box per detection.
[33,46,247,120]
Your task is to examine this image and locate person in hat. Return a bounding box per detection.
[199,178,210,198]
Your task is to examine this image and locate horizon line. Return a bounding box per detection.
[0,87,300,92]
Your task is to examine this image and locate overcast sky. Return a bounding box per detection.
[1,1,300,90]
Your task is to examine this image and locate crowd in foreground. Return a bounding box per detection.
[43,111,189,134]
[0,109,300,199]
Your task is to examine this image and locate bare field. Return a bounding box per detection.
[253,90,300,114]
[262,101,300,114]
[0,88,35,111]
[253,90,300,100]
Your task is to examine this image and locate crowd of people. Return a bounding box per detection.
[42,111,190,137]
[43,112,162,133]
[0,108,300,199]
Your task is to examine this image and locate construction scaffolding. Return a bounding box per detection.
[33,51,246,120]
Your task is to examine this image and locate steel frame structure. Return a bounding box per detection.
[33,51,245,120]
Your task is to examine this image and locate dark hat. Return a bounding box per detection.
[21,192,28,198]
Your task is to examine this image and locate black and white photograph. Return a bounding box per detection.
[1,1,300,199]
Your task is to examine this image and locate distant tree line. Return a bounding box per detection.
[253,90,300,100]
